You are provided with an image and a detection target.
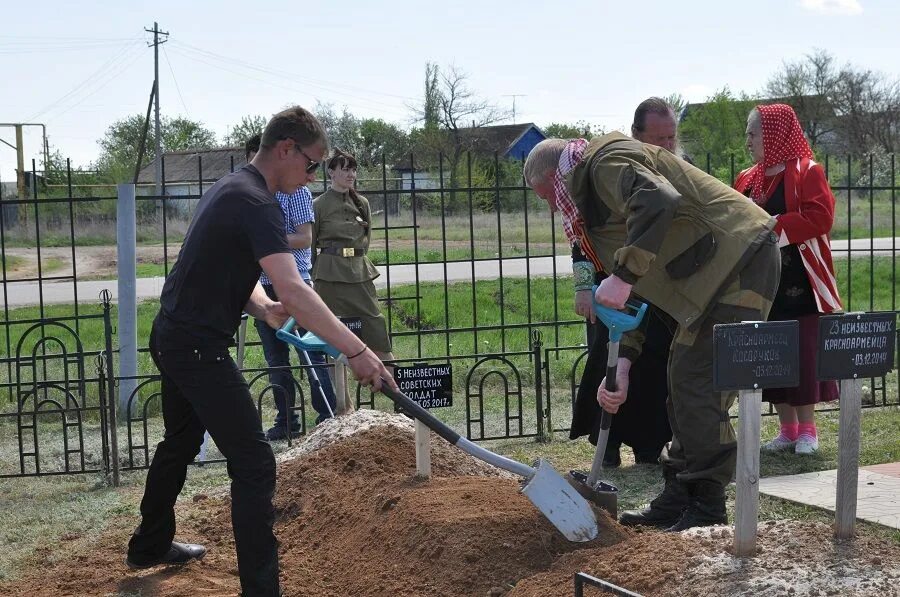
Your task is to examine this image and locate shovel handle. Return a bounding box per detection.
[379,383,535,478]
[275,328,537,479]
[587,337,621,486]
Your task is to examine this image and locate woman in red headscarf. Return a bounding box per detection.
[734,104,841,455]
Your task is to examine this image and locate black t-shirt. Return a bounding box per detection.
[155,165,290,347]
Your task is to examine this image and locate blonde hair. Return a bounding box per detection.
[523,139,568,186]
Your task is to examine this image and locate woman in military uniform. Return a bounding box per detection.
[312,150,395,366]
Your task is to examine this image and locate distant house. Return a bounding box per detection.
[136,147,247,197]
[395,123,546,190]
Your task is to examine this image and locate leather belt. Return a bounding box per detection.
[319,247,367,257]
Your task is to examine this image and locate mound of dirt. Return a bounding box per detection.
[271,423,626,596]
[4,411,898,597]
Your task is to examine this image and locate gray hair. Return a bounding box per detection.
[747,107,762,130]
[523,139,568,186]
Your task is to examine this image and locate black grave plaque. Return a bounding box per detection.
[392,363,453,408]
[340,316,363,337]
[817,312,896,380]
[713,321,800,391]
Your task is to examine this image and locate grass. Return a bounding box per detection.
[830,193,898,241]
[0,255,896,420]
[834,255,899,311]
[0,255,24,275]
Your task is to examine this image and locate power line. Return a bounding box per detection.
[25,39,143,121]
[170,40,419,104]
[48,48,146,123]
[165,46,409,119]
[162,45,190,117]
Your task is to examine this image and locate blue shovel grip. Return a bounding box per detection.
[275,317,341,358]
[590,286,648,343]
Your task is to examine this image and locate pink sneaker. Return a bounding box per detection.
[762,433,796,452]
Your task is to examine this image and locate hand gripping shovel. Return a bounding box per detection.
[276,319,599,542]
[567,293,648,517]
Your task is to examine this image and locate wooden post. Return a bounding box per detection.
[734,387,762,557]
[835,377,862,539]
[334,359,354,415]
[415,419,431,478]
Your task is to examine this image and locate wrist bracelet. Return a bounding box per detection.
[347,346,368,359]
[573,260,596,292]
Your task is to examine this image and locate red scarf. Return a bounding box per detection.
[747,104,813,203]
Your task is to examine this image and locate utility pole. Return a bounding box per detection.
[0,122,48,218]
[503,94,526,124]
[145,22,169,195]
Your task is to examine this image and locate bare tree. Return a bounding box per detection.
[765,49,840,150]
[409,64,511,196]
[831,66,900,154]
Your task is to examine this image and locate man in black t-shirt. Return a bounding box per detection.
[125,106,394,597]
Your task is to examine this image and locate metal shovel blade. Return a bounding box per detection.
[521,459,599,542]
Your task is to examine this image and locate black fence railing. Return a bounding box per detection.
[0,151,897,479]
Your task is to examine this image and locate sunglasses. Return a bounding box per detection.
[294,144,321,174]
[280,137,321,173]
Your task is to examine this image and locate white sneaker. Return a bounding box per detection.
[762,434,796,452]
[795,434,819,455]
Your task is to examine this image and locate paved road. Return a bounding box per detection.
[3,238,897,308]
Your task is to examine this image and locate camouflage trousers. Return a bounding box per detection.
[660,234,781,487]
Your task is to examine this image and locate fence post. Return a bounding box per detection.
[532,329,547,442]
[117,183,138,417]
[101,293,120,487]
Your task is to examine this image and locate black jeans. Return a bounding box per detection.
[127,322,280,596]
[254,282,336,427]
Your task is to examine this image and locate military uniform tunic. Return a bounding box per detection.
[312,188,392,352]
[569,133,781,488]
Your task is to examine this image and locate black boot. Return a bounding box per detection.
[633,447,661,465]
[619,467,689,528]
[665,480,727,532]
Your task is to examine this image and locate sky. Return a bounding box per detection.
[1,0,898,177]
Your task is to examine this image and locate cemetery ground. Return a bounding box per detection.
[0,407,898,596]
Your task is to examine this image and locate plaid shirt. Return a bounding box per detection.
[259,186,313,286]
[552,139,603,271]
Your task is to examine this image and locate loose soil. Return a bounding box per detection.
[1,411,898,596]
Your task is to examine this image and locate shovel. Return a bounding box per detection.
[567,293,648,517]
[276,319,599,543]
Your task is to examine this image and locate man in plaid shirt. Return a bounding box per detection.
[246,135,337,440]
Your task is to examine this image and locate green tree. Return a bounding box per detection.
[94,114,218,182]
[357,118,409,168]
[224,114,267,147]
[313,103,410,169]
[678,87,756,180]
[541,121,603,139]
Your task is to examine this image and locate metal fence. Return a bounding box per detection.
[0,151,898,479]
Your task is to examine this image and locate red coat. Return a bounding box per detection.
[734,158,842,314]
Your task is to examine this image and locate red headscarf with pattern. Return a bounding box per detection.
[747,103,813,202]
